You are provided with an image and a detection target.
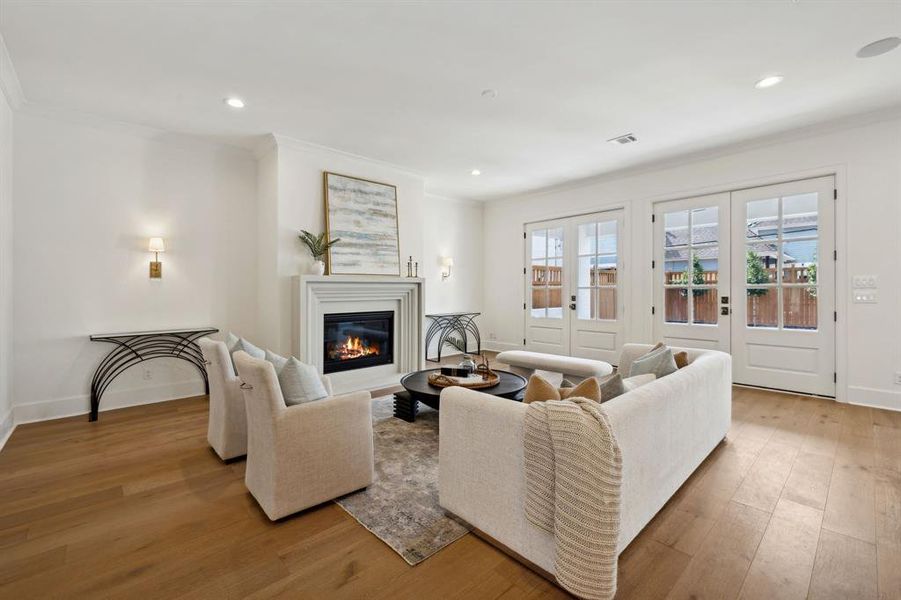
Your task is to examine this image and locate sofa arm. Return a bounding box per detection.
[438,387,557,573]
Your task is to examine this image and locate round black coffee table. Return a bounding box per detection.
[393,368,527,422]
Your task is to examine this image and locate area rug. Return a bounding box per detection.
[334,396,471,565]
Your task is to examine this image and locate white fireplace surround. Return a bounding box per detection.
[293,275,425,394]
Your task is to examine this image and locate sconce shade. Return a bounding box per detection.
[148,237,166,253]
[441,257,454,267]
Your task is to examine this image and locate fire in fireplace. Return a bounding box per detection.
[323,311,394,374]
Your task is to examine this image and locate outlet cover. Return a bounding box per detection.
[895,372,901,386]
[852,275,878,288]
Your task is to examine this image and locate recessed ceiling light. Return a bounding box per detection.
[480,89,497,99]
[754,75,784,89]
[225,97,245,109]
[856,37,901,58]
[471,169,481,176]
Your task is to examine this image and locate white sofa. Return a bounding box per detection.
[439,343,731,577]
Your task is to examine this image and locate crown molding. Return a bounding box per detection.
[271,133,425,180]
[0,34,25,109]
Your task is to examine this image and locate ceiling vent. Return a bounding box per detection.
[608,133,637,145]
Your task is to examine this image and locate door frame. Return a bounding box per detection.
[637,165,846,401]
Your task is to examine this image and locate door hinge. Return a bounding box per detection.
[651,306,656,315]
[834,311,837,322]
[833,250,837,260]
[523,267,526,275]
[523,302,526,310]
[651,214,656,223]
[523,338,526,346]
[651,260,656,269]
[523,231,527,239]
[834,372,837,383]
[833,189,837,200]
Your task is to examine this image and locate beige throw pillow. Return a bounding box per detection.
[523,374,601,404]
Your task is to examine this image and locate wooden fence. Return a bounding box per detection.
[663,266,817,328]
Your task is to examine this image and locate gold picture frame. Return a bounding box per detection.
[323,171,401,276]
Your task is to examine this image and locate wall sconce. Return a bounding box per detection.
[148,237,165,278]
[441,256,454,281]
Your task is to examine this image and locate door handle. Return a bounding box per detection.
[720,306,730,316]
[569,303,577,310]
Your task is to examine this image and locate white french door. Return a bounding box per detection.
[653,193,732,352]
[731,176,835,396]
[653,176,836,397]
[525,210,625,364]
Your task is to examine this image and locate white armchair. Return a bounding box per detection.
[232,350,374,520]
[199,337,248,460]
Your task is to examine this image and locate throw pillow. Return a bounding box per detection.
[225,332,265,369]
[674,351,689,369]
[264,349,289,372]
[523,374,601,404]
[629,344,678,378]
[277,356,329,406]
[598,373,626,402]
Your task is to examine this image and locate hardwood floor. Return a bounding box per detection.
[1,375,899,598]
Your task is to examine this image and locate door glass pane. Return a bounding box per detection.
[598,221,617,253]
[746,243,778,284]
[691,289,718,325]
[578,223,596,255]
[691,207,719,245]
[664,211,689,247]
[784,287,818,330]
[782,193,818,239]
[576,288,592,320]
[531,230,547,259]
[746,288,778,328]
[782,239,817,284]
[531,259,549,284]
[665,246,689,284]
[746,198,779,241]
[548,228,564,258]
[577,256,593,287]
[665,288,689,324]
[691,246,718,286]
[598,288,616,320]
[531,287,547,318]
[547,258,563,319]
[597,255,617,284]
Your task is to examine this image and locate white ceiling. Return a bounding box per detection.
[2,1,900,200]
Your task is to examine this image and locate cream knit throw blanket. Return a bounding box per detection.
[524,397,622,600]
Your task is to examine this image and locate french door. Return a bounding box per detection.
[525,210,625,364]
[653,176,835,396]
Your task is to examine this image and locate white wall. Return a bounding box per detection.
[0,85,13,443]
[421,193,484,357]
[256,136,427,356]
[12,112,258,422]
[482,113,901,411]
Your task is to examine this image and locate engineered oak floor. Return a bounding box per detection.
[1,372,899,599]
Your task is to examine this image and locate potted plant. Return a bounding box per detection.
[298,230,340,275]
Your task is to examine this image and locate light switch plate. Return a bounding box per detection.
[852,275,878,288]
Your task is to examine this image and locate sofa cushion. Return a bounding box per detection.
[629,344,678,378]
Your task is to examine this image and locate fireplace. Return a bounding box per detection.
[323,311,394,374]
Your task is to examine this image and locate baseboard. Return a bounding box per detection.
[0,408,14,452]
[13,380,206,425]
[846,385,901,412]
[481,340,524,353]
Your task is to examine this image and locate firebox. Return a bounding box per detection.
[323,311,394,374]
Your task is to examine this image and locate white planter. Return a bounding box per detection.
[308,260,326,276]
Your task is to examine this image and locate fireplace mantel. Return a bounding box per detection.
[293,275,425,394]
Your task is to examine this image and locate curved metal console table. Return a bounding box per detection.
[89,327,218,422]
[424,312,481,362]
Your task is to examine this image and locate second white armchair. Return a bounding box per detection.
[233,350,374,520]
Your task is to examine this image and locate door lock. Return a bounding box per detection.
[721,296,729,304]
[569,303,577,310]
[720,306,731,316]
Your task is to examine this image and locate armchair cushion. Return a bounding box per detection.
[265,350,328,406]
